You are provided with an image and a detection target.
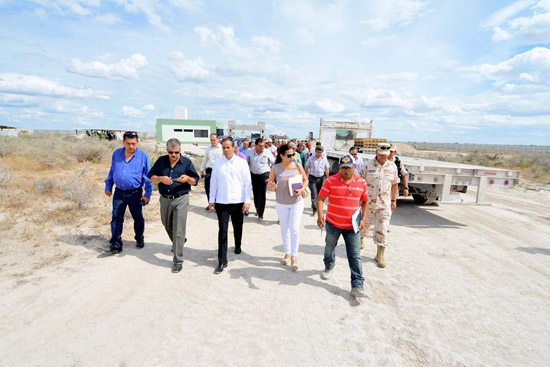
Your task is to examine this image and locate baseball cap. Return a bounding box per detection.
[377,143,391,156]
[390,144,397,152]
[339,154,355,168]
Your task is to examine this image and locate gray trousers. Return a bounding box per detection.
[160,194,189,264]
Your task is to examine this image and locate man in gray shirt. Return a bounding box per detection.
[247,138,275,220]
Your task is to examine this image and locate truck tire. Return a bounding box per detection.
[412,194,427,204]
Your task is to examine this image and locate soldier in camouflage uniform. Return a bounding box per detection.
[359,143,399,268]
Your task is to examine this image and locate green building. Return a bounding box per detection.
[156,119,225,145]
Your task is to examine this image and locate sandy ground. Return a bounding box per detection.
[1,182,549,366]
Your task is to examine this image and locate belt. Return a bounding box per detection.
[205,168,212,173]
[308,174,324,179]
[162,193,188,200]
[251,171,270,175]
[118,187,140,193]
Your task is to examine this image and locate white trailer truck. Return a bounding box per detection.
[320,119,520,205]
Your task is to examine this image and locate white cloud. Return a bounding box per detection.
[67,53,148,80]
[27,0,101,16]
[171,56,210,82]
[94,13,122,24]
[458,47,550,84]
[376,72,419,82]
[0,93,37,107]
[361,34,397,47]
[0,72,109,99]
[485,0,550,44]
[361,0,431,31]
[142,104,155,110]
[194,26,241,54]
[122,105,142,117]
[311,98,345,114]
[251,36,281,54]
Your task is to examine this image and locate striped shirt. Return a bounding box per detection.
[319,173,368,229]
[305,155,330,177]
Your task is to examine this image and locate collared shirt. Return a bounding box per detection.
[247,148,275,175]
[359,158,399,210]
[105,147,153,198]
[148,155,200,196]
[209,155,252,204]
[235,150,247,160]
[268,145,277,155]
[200,144,222,171]
[305,155,330,178]
[239,147,252,157]
[319,173,368,229]
[354,156,364,175]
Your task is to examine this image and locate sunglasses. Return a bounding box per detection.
[168,151,180,155]
[379,146,390,150]
[124,132,137,138]
[286,154,294,158]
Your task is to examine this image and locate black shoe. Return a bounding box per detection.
[244,211,249,216]
[102,247,121,255]
[136,239,144,249]
[205,205,210,210]
[214,263,227,274]
[234,246,241,254]
[171,263,182,273]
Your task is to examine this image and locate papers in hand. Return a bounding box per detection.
[288,174,302,196]
[352,208,361,233]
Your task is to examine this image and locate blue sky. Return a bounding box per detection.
[1,0,549,144]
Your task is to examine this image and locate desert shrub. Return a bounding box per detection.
[34,178,58,195]
[0,161,13,188]
[62,166,95,210]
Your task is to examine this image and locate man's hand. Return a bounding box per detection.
[209,203,215,211]
[317,215,326,229]
[242,203,250,213]
[200,171,205,178]
[141,196,150,206]
[403,188,409,197]
[105,191,112,197]
[391,201,397,211]
[160,176,173,185]
[359,219,366,229]
[175,175,188,183]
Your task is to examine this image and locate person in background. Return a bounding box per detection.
[317,154,369,299]
[148,138,199,273]
[267,144,308,271]
[239,139,251,157]
[267,139,278,156]
[234,144,247,160]
[103,131,153,255]
[200,133,222,210]
[358,143,399,266]
[247,138,275,220]
[209,138,252,274]
[388,144,409,198]
[296,142,307,168]
[305,145,330,216]
[349,147,364,176]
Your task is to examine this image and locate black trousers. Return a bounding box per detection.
[251,172,269,217]
[204,168,212,202]
[215,203,244,265]
[308,174,326,211]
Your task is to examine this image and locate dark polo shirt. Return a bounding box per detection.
[148,155,200,196]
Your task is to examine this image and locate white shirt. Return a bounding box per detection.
[209,154,252,204]
[268,145,277,155]
[247,148,275,174]
[200,144,223,171]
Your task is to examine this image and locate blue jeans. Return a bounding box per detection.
[110,188,144,250]
[323,221,364,289]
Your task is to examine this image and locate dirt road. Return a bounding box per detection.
[1,186,549,366]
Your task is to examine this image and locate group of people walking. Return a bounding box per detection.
[104,131,405,299]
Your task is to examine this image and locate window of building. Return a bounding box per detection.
[184,129,193,132]
[194,129,209,138]
[174,129,182,132]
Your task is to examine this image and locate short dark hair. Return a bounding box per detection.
[123,131,138,141]
[255,138,264,145]
[349,147,357,153]
[221,137,235,147]
[315,146,324,152]
[316,142,322,146]
[210,133,218,138]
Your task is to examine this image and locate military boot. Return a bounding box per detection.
[375,245,386,268]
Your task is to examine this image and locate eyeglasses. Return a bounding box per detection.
[286,154,294,158]
[168,151,180,155]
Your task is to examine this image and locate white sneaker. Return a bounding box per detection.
[350,287,369,298]
[321,269,332,280]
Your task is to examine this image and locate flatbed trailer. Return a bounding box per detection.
[325,151,520,204]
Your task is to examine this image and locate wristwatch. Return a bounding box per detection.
[404,187,409,190]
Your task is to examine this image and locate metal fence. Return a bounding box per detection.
[404,142,550,154]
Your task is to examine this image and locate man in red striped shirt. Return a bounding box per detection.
[316,154,369,299]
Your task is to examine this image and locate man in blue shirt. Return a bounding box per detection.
[104,131,153,254]
[148,138,200,273]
